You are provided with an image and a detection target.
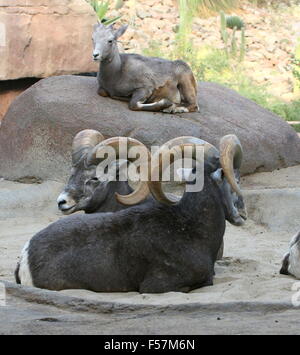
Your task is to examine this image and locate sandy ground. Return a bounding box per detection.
[0,166,299,334]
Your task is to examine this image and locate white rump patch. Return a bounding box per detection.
[19,241,34,287]
[289,242,300,279]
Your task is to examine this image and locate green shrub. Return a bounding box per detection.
[143,41,299,132]
[89,0,121,25]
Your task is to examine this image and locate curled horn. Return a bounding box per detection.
[147,137,219,205]
[72,129,105,165]
[87,137,151,206]
[219,134,243,196]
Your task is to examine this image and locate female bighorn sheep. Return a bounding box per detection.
[280,230,300,279]
[92,23,198,113]
[16,135,246,293]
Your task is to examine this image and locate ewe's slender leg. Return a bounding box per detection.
[129,89,173,112]
[178,73,199,112]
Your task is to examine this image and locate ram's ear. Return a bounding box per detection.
[211,168,224,183]
[114,24,128,39]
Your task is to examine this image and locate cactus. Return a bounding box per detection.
[220,12,246,61]
[226,16,244,30]
[239,27,246,62]
[89,0,122,25]
[231,27,237,57]
[220,11,229,56]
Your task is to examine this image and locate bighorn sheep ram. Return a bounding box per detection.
[57,129,145,215]
[92,23,199,113]
[280,230,300,279]
[16,135,246,293]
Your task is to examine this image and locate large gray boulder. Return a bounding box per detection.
[0,75,299,182]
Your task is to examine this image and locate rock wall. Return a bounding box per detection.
[0,0,98,80]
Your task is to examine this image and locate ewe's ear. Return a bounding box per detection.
[114,24,128,39]
[93,22,102,32]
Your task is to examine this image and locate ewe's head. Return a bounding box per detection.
[92,23,128,62]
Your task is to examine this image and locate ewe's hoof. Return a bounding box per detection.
[162,105,189,114]
[175,107,189,113]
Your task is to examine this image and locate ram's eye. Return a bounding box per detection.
[108,39,113,44]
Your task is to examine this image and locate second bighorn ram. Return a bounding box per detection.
[92,23,199,113]
[57,129,146,214]
[16,135,247,293]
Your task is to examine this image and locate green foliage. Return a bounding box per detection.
[89,0,121,25]
[183,0,239,16]
[226,15,244,30]
[240,27,246,61]
[268,100,300,122]
[292,58,300,86]
[220,11,229,54]
[177,0,240,52]
[141,0,299,132]
[293,124,300,132]
[220,11,246,61]
[143,40,300,132]
[292,40,300,91]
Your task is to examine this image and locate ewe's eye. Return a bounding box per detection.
[108,39,113,44]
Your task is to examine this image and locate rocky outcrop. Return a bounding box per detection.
[0,0,98,80]
[0,78,40,121]
[0,75,299,182]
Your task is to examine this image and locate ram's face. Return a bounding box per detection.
[57,161,107,215]
[211,168,247,226]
